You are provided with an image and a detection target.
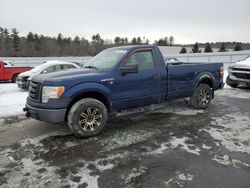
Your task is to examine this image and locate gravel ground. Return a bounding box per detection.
[0,86,250,188]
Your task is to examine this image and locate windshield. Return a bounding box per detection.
[32,63,49,72]
[84,48,127,70]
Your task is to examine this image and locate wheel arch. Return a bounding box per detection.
[12,73,19,82]
[65,91,111,121]
[195,74,215,98]
[195,73,215,89]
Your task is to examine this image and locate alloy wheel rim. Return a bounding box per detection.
[199,88,210,106]
[79,107,102,132]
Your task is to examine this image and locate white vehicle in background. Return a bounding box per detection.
[165,57,182,65]
[226,56,250,88]
[16,60,80,89]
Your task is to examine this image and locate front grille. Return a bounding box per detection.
[232,73,250,79]
[29,81,41,101]
[232,67,250,72]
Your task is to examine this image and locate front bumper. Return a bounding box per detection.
[16,77,29,89]
[228,74,250,84]
[24,104,66,123]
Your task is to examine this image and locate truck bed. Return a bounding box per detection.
[166,62,223,100]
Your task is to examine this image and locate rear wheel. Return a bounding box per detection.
[226,75,238,88]
[12,74,18,83]
[190,83,212,109]
[67,98,108,138]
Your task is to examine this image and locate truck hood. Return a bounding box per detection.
[229,58,250,70]
[18,69,39,78]
[235,58,250,67]
[32,68,112,87]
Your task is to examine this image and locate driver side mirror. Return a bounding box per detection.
[120,64,138,75]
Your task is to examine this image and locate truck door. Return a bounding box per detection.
[113,50,162,110]
[167,65,196,99]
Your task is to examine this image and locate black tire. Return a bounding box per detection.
[190,83,212,109]
[12,74,18,83]
[25,80,30,90]
[67,98,108,138]
[226,75,238,88]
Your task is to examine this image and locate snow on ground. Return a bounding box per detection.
[0,83,28,118]
[205,113,250,154]
[165,172,194,187]
[223,69,230,88]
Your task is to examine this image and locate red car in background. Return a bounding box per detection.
[0,60,32,82]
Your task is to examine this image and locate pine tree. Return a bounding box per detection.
[137,37,142,44]
[124,37,128,44]
[27,32,34,43]
[169,36,174,46]
[57,33,63,45]
[132,38,137,45]
[0,27,4,54]
[204,43,213,53]
[218,43,227,52]
[11,28,20,55]
[73,36,80,45]
[179,46,187,54]
[164,36,169,46]
[234,43,243,51]
[34,34,41,52]
[192,42,201,53]
[91,34,104,45]
[114,36,121,44]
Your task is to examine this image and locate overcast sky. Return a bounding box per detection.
[0,0,250,44]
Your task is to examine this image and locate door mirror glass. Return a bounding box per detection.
[120,64,138,75]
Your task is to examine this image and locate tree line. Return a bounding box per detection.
[0,27,169,57]
[179,42,245,54]
[0,26,248,57]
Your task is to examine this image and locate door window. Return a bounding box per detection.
[126,51,155,71]
[61,64,77,69]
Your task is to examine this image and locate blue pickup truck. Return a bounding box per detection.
[24,45,224,137]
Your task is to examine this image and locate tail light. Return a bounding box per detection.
[220,67,224,77]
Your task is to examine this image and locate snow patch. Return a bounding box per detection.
[120,166,147,184]
[0,83,28,118]
[170,137,201,155]
[212,155,250,168]
[202,144,212,150]
[217,88,250,99]
[101,130,155,151]
[2,158,60,188]
[165,172,194,187]
[146,143,169,155]
[205,113,250,154]
[144,137,201,156]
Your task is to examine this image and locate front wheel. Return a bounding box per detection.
[190,83,212,109]
[67,98,108,138]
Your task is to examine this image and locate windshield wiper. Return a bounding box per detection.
[84,65,98,69]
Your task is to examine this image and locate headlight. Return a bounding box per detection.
[42,86,65,103]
